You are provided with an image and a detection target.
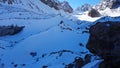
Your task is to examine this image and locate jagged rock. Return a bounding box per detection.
[60,1,73,13]
[40,0,73,13]
[0,25,24,36]
[86,21,120,68]
[40,0,61,10]
[88,9,101,17]
[0,0,73,13]
[75,4,92,12]
[96,0,120,10]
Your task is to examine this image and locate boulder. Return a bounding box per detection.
[0,25,24,36]
[88,9,100,17]
[86,21,120,68]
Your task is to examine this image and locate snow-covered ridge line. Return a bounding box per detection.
[0,0,59,14]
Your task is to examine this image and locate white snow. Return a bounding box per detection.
[71,11,101,22]
[99,8,120,17]
[0,2,90,68]
[72,7,120,22]
[0,1,120,68]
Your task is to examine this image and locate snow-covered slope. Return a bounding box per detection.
[0,0,59,14]
[0,19,90,68]
[0,2,90,68]
[99,7,120,17]
[0,0,120,68]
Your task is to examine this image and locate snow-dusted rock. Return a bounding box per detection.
[75,4,92,12]
[96,0,120,10]
[0,0,59,14]
[60,1,73,13]
[40,0,73,13]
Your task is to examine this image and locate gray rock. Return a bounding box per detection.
[75,4,92,12]
[60,1,73,13]
[86,21,120,68]
[88,8,101,17]
[40,0,73,13]
[0,25,24,36]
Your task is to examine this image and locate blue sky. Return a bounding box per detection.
[59,0,101,9]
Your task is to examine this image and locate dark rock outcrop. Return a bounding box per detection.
[0,25,24,36]
[88,9,101,17]
[40,0,73,13]
[0,0,73,13]
[40,0,61,10]
[65,54,92,68]
[86,21,120,68]
[65,57,84,68]
[60,1,73,13]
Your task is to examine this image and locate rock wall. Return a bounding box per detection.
[86,21,120,68]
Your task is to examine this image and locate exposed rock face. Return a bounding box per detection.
[60,1,73,13]
[0,25,24,36]
[86,21,120,68]
[96,0,120,10]
[40,0,61,10]
[88,9,101,17]
[40,0,73,13]
[76,4,92,12]
[0,0,73,13]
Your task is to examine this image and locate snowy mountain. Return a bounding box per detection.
[96,0,120,10]
[0,1,89,68]
[0,0,73,13]
[74,0,120,18]
[0,0,61,14]
[75,4,92,12]
[40,0,73,13]
[60,1,73,13]
[0,0,120,68]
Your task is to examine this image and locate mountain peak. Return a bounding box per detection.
[40,0,73,13]
[96,0,120,10]
[0,0,73,13]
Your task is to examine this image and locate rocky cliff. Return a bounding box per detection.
[87,21,120,68]
[40,0,73,13]
[0,0,73,13]
[96,0,120,10]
